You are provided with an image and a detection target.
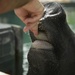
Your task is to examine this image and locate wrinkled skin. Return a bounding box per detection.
[27,2,75,75]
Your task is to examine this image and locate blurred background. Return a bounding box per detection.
[0,0,75,75]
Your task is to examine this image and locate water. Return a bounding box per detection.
[69,24,75,33]
[23,43,31,75]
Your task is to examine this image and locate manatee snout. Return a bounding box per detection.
[31,31,53,49]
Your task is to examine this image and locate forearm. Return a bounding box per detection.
[0,0,31,14]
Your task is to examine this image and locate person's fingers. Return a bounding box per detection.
[14,8,40,36]
[24,12,43,24]
[14,6,44,25]
[31,26,38,36]
[23,22,38,33]
[23,22,39,36]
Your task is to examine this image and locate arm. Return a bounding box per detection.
[0,0,31,14]
[0,0,44,36]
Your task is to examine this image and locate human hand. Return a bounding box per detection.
[14,0,44,36]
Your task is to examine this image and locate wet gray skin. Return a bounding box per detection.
[28,2,75,75]
[31,24,53,49]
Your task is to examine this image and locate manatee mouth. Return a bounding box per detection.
[31,22,53,49]
[35,22,48,42]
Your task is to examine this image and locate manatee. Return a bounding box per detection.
[27,2,75,75]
